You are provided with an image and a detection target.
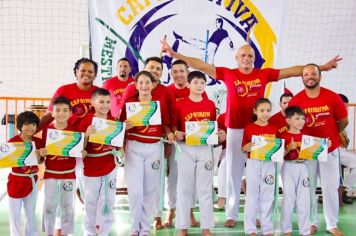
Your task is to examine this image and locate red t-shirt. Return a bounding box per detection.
[120,95,170,143]
[217,113,227,149]
[102,76,135,118]
[175,97,216,133]
[7,135,42,198]
[289,87,347,152]
[42,124,76,179]
[269,111,287,135]
[48,83,99,118]
[77,114,117,177]
[242,122,278,159]
[280,131,302,161]
[167,84,209,102]
[216,67,280,129]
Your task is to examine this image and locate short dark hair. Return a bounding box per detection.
[134,70,156,83]
[279,93,293,102]
[145,57,163,68]
[303,63,321,76]
[52,96,71,111]
[117,57,131,66]
[92,88,110,99]
[285,106,305,118]
[187,71,206,83]
[73,58,98,76]
[16,111,40,131]
[172,59,188,69]
[339,93,349,104]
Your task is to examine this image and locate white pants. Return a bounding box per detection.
[310,149,340,230]
[83,168,117,236]
[125,140,162,235]
[42,179,75,235]
[175,144,215,229]
[226,128,246,221]
[280,161,311,235]
[9,184,38,236]
[244,159,275,235]
[217,149,227,198]
[165,145,178,209]
[340,148,356,189]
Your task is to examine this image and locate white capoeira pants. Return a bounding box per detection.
[83,167,117,236]
[42,179,75,235]
[175,144,215,229]
[165,145,178,210]
[280,161,311,235]
[125,140,162,235]
[339,148,356,189]
[310,149,340,230]
[244,159,276,235]
[9,183,39,236]
[217,149,227,198]
[226,128,246,221]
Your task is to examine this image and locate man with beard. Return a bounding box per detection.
[289,64,348,236]
[102,58,134,118]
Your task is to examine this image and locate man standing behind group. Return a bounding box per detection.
[269,93,293,135]
[289,64,348,236]
[102,58,134,118]
[161,38,341,227]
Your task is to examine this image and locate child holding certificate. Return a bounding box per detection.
[119,70,173,236]
[173,71,223,236]
[7,111,44,236]
[40,96,81,236]
[279,106,311,236]
[241,98,278,236]
[78,88,122,236]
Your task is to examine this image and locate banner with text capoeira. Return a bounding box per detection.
[89,0,286,114]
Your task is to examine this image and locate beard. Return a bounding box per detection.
[303,80,319,89]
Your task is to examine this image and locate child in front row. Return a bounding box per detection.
[40,96,79,236]
[78,88,120,236]
[173,71,225,236]
[7,111,44,236]
[280,106,311,236]
[242,98,278,236]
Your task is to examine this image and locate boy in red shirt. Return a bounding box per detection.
[173,71,221,236]
[78,88,120,236]
[7,111,44,236]
[279,106,311,236]
[40,96,82,236]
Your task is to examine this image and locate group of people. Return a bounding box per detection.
[5,37,352,236]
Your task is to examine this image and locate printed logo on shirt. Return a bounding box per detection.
[152,160,160,170]
[304,105,330,128]
[205,160,213,171]
[63,181,73,192]
[302,177,310,187]
[109,179,116,189]
[0,144,10,153]
[264,175,275,185]
[234,79,262,97]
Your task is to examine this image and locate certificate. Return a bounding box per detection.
[185,121,218,145]
[0,142,38,168]
[46,129,84,158]
[250,135,284,162]
[299,135,327,162]
[126,101,161,126]
[89,117,126,147]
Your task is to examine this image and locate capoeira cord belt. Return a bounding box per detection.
[85,149,122,216]
[11,172,38,230]
[128,133,182,211]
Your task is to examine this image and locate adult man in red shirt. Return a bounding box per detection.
[102,58,134,118]
[289,64,348,236]
[269,93,293,135]
[161,39,342,227]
